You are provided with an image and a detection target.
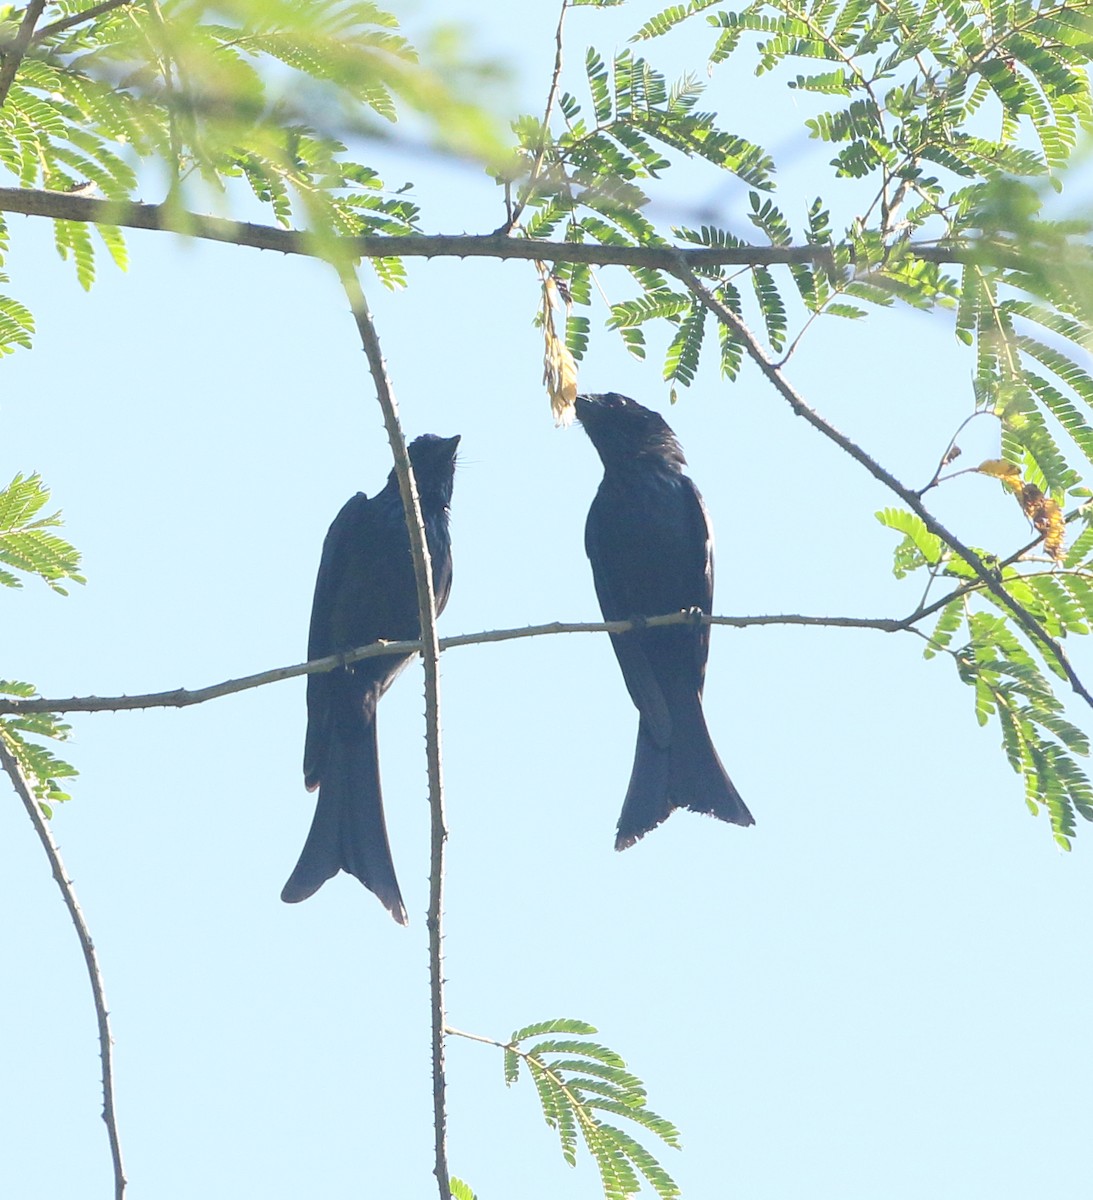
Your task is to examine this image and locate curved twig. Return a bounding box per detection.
[0,738,127,1200]
[674,264,1093,710]
[917,410,995,496]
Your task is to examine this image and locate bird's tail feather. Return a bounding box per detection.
[615,722,672,850]
[281,720,408,924]
[669,690,754,828]
[614,692,753,849]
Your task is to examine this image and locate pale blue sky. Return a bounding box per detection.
[3,3,1093,1198]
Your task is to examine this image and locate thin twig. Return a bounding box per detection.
[335,263,451,1200]
[444,1025,507,1050]
[0,187,1046,272]
[0,738,127,1200]
[505,0,569,232]
[0,0,46,108]
[918,410,995,495]
[674,264,1093,710]
[0,611,920,717]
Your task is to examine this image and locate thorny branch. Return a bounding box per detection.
[0,737,127,1200]
[0,0,46,108]
[0,187,1046,273]
[335,262,453,1200]
[30,0,135,43]
[3,567,1076,719]
[674,264,1093,710]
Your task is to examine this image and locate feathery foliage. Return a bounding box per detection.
[0,680,76,816]
[0,473,84,593]
[503,1018,681,1200]
[878,494,1093,846]
[0,474,82,812]
[0,0,504,316]
[598,0,1093,845]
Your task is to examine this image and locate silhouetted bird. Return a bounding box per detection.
[575,393,753,848]
[281,434,460,922]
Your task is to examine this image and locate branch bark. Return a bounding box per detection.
[0,186,1030,271]
[0,736,127,1200]
[30,0,135,43]
[0,0,46,108]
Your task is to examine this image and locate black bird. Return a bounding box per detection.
[575,393,753,848]
[281,434,460,922]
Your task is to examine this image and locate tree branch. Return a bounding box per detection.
[335,263,452,1200]
[0,0,47,108]
[0,186,1037,271]
[444,1025,507,1050]
[0,610,936,717]
[0,737,127,1200]
[30,0,135,43]
[674,265,1093,708]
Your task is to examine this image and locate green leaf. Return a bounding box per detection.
[876,508,943,568]
[511,1018,598,1042]
[504,1018,681,1198]
[806,99,882,143]
[747,193,792,246]
[0,290,34,355]
[53,219,96,291]
[631,0,722,41]
[751,264,787,351]
[608,290,691,329]
[503,1045,519,1085]
[824,302,868,319]
[1,692,77,810]
[528,1038,626,1065]
[924,597,965,660]
[663,302,706,386]
[545,1058,647,1097]
[586,48,613,124]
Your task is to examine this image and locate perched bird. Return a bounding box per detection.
[281,434,460,922]
[575,392,753,848]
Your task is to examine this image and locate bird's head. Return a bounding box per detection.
[404,433,460,506]
[574,393,686,470]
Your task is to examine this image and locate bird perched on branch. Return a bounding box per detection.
[575,392,753,848]
[281,434,460,923]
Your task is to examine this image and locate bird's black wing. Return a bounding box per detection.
[680,473,715,692]
[303,491,396,789]
[585,484,673,748]
[307,492,371,660]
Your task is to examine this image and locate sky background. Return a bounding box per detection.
[3,2,1093,1198]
